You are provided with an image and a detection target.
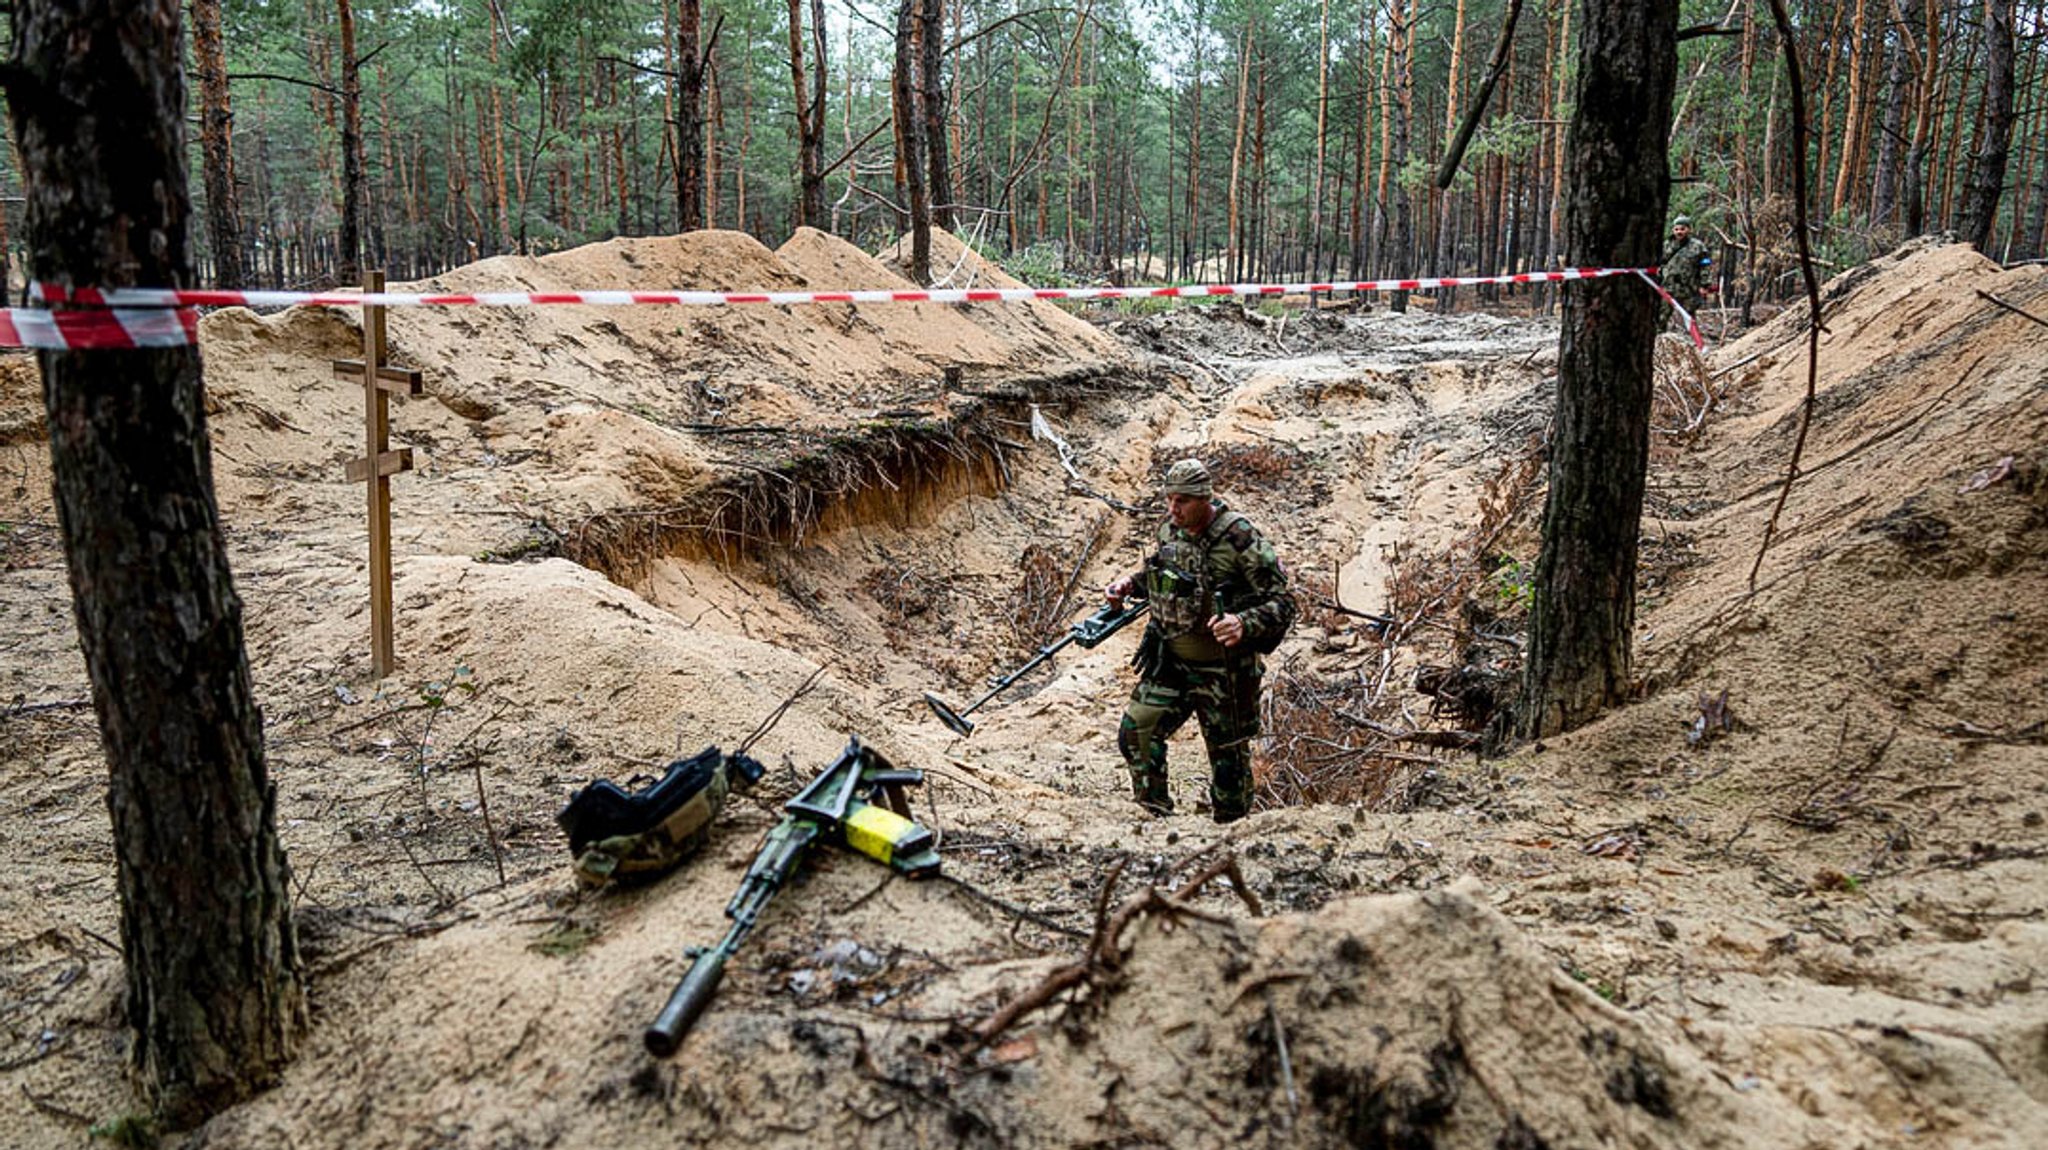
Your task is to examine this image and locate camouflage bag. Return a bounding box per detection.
[557,746,766,889]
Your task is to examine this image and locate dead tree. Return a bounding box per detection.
[1,0,306,1125]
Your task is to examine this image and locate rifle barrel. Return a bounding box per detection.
[644,816,818,1057]
[645,931,735,1057]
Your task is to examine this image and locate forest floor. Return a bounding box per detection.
[1,231,2045,1149]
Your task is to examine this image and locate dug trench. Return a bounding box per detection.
[1,233,2046,1148]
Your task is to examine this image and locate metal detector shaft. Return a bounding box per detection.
[923,634,1075,735]
[923,600,1148,736]
[969,635,1075,712]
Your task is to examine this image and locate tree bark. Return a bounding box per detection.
[1389,0,1413,311]
[920,0,952,231]
[788,0,827,228]
[1226,15,1252,283]
[894,0,930,280]
[2,0,306,1127]
[1829,0,1872,218]
[1869,22,1912,231]
[1517,0,1677,740]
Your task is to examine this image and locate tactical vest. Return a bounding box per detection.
[1145,508,1252,662]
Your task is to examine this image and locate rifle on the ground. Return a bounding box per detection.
[643,734,941,1057]
[923,599,1148,736]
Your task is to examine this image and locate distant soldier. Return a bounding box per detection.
[1659,215,1714,326]
[1105,459,1295,823]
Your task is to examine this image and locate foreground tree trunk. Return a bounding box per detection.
[2,0,306,1126]
[894,0,931,281]
[1516,0,1677,740]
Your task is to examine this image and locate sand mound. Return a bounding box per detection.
[173,228,1134,576]
[961,880,1785,1148]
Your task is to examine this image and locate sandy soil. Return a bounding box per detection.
[2,232,2045,1149]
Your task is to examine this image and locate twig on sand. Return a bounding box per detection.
[968,851,1253,1047]
[735,665,829,758]
[940,873,1089,940]
[0,697,92,722]
[1976,289,2048,329]
[1268,992,1299,1122]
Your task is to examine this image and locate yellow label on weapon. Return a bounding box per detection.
[843,803,918,865]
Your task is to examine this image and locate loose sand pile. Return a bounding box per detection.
[1,236,2043,1149]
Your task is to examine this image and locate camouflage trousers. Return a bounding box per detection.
[1117,656,1262,823]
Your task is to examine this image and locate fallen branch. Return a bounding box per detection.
[1975,289,2048,329]
[0,697,92,721]
[735,665,828,757]
[1749,0,1824,592]
[970,851,1249,1046]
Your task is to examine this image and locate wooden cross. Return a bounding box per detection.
[336,270,423,679]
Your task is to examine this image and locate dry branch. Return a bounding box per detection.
[969,851,1250,1047]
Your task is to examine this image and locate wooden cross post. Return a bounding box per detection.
[336,270,423,679]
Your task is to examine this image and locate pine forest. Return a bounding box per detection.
[4,0,2047,303]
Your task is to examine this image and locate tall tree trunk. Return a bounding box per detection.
[2023,5,2048,259]
[1830,0,1872,217]
[3,0,306,1126]
[1869,24,1913,231]
[1182,0,1207,281]
[1957,0,2016,252]
[191,0,243,288]
[336,0,364,283]
[1227,15,1252,283]
[677,0,707,229]
[1517,0,1677,740]
[894,0,930,279]
[788,0,827,228]
[921,0,952,231]
[1389,0,1413,311]
[1310,0,1330,279]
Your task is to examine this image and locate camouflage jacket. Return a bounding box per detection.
[1660,236,1712,296]
[1140,501,1296,663]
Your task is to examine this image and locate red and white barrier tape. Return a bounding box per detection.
[2,267,1684,350]
[1631,270,1706,349]
[0,306,200,350]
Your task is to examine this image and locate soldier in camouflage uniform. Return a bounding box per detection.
[1104,459,1295,823]
[1659,215,1714,327]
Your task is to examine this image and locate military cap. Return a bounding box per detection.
[1673,215,1692,228]
[1162,458,1213,497]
